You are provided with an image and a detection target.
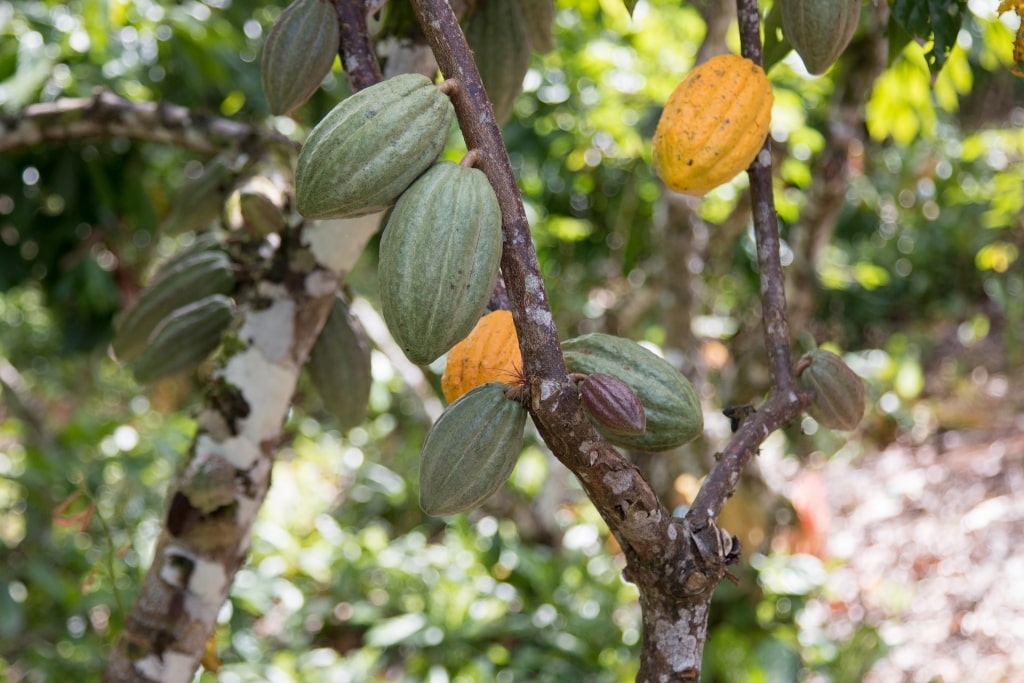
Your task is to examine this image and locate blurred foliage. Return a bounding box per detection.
[2,0,1024,681]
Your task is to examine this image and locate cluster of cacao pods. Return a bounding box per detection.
[652,53,774,196]
[111,234,237,383]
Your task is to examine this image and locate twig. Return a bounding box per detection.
[0,89,292,155]
[335,0,384,91]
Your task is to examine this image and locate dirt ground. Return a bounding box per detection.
[819,385,1024,682]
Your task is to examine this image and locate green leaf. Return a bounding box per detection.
[622,0,638,17]
[762,2,791,72]
[890,0,967,73]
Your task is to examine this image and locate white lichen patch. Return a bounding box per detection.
[528,306,553,329]
[603,468,633,495]
[240,297,295,362]
[667,523,678,541]
[655,617,698,672]
[757,148,772,168]
[159,547,194,588]
[222,347,295,444]
[210,434,260,471]
[304,269,340,298]
[188,556,229,605]
[134,654,164,680]
[162,651,198,683]
[303,212,381,272]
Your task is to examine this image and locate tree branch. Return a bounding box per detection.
[0,89,292,155]
[687,0,808,528]
[104,6,385,680]
[335,0,384,91]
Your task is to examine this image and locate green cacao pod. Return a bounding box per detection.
[419,382,527,517]
[378,161,502,365]
[520,0,556,53]
[261,0,340,115]
[796,349,865,431]
[562,333,703,451]
[161,157,237,235]
[112,248,235,363]
[464,0,532,126]
[780,0,860,75]
[129,294,235,383]
[307,295,373,430]
[295,73,455,219]
[579,372,647,436]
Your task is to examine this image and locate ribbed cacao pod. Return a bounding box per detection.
[520,0,556,53]
[261,0,340,115]
[224,175,287,236]
[797,349,865,431]
[652,54,774,196]
[129,294,235,383]
[780,0,860,75]
[464,0,532,126]
[307,295,373,430]
[295,73,455,219]
[562,333,703,451]
[579,373,646,436]
[378,161,502,365]
[161,157,237,235]
[419,382,527,516]
[441,309,522,403]
[112,248,236,363]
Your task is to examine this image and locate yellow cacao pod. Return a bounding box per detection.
[441,309,522,403]
[652,54,774,196]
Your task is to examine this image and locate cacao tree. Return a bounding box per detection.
[1,0,1022,681]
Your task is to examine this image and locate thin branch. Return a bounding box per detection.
[688,0,807,525]
[336,0,384,91]
[0,89,292,155]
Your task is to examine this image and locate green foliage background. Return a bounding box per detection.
[1,0,1022,681]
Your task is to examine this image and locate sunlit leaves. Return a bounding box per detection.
[890,0,967,73]
[866,45,937,144]
[997,0,1024,75]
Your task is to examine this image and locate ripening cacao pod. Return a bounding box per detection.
[780,0,860,75]
[419,382,527,516]
[579,373,647,436]
[307,295,373,430]
[112,248,236,363]
[295,73,455,219]
[261,0,340,115]
[562,333,703,451]
[464,0,532,126]
[520,0,556,53]
[378,161,502,365]
[129,294,235,383]
[796,349,865,431]
[652,54,774,196]
[442,309,522,403]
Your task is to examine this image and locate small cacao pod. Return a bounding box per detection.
[441,309,522,403]
[562,333,703,451]
[652,54,774,196]
[225,175,287,236]
[161,157,238,235]
[520,0,556,54]
[780,0,860,75]
[261,0,340,115]
[295,73,455,219]
[112,248,236,363]
[464,0,532,126]
[579,372,646,436]
[419,382,527,516]
[378,161,502,365]
[129,294,235,383]
[796,349,865,431]
[306,295,373,431]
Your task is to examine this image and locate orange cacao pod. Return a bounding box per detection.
[441,309,522,403]
[652,54,773,196]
